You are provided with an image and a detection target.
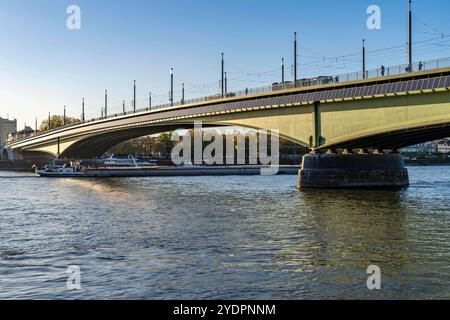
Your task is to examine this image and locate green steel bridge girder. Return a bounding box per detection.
[7,69,450,158]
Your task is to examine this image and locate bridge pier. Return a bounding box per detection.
[298,153,409,189]
[1,147,15,162]
[0,149,54,171]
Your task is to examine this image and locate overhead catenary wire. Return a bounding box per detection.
[62,31,450,121]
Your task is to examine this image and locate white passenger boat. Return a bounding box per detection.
[35,162,85,177]
[103,154,157,167]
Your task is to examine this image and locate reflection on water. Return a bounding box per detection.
[0,167,449,299]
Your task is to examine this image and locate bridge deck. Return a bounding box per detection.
[6,63,450,157]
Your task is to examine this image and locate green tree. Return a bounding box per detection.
[136,136,158,155]
[40,115,81,131]
[155,132,175,157]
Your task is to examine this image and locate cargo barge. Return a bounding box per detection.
[35,155,299,177]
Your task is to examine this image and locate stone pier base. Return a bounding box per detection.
[298,154,409,189]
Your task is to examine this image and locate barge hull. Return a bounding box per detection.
[37,166,300,177]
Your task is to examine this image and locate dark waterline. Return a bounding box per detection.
[0,167,449,299]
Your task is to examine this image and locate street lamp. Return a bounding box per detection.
[104,90,108,118]
[293,32,297,87]
[221,53,224,97]
[133,80,136,112]
[408,0,413,71]
[170,68,174,106]
[182,84,185,104]
[362,39,366,79]
[82,98,85,122]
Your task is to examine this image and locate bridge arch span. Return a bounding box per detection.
[320,121,450,151]
[59,125,182,158]
[59,121,305,159]
[59,123,230,159]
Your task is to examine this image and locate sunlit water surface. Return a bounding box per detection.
[0,167,449,299]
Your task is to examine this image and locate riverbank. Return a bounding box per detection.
[0,160,36,171]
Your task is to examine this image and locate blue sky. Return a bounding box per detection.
[1,0,450,128]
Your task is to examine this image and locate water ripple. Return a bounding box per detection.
[0,167,449,299]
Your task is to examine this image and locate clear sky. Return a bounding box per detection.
[1,0,450,128]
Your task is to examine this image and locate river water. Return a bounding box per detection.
[0,166,449,299]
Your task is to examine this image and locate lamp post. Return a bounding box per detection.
[133,80,136,112]
[221,53,224,97]
[293,32,297,87]
[362,39,366,79]
[82,98,85,122]
[224,72,227,96]
[170,68,174,106]
[104,90,108,118]
[408,0,413,71]
[182,84,185,104]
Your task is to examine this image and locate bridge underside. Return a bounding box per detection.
[20,119,450,160]
[323,122,450,151]
[59,124,226,159]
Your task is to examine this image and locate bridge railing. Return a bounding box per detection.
[108,57,450,116]
[332,57,450,83]
[10,56,450,144]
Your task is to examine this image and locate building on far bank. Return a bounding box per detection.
[416,141,438,153]
[0,117,17,148]
[438,144,450,153]
[6,126,35,144]
[400,141,441,154]
[437,139,450,154]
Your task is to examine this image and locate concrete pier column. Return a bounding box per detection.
[1,147,15,163]
[298,153,409,189]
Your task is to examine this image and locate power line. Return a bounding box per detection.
[414,16,446,37]
[74,35,450,118]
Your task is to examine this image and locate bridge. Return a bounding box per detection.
[3,58,450,188]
